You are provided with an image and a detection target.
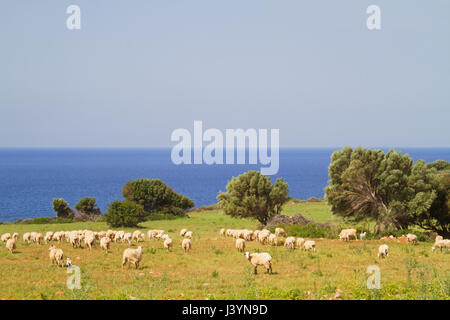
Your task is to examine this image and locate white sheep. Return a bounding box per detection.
[360,232,367,240]
[296,237,305,249]
[1,233,11,242]
[406,233,417,244]
[378,244,389,258]
[303,240,316,252]
[100,236,111,252]
[275,228,286,237]
[6,239,16,254]
[184,231,193,239]
[435,235,443,242]
[244,252,273,274]
[219,228,226,236]
[235,238,246,252]
[182,238,191,253]
[432,239,450,252]
[132,230,145,242]
[23,232,32,244]
[84,234,96,250]
[12,232,19,241]
[34,233,43,245]
[257,230,270,244]
[49,245,64,267]
[44,231,54,244]
[122,246,143,269]
[180,229,188,237]
[122,232,132,245]
[164,238,173,252]
[339,229,357,241]
[114,231,125,242]
[284,237,296,249]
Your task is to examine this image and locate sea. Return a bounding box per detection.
[0,148,449,222]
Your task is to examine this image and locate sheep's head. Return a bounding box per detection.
[244,252,250,260]
[48,245,56,251]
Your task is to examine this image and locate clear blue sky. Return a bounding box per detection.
[0,1,449,148]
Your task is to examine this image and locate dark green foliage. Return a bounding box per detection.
[74,197,101,216]
[426,160,450,171]
[285,224,338,239]
[325,147,447,234]
[122,179,194,214]
[14,217,74,225]
[217,171,290,224]
[104,200,146,227]
[52,198,74,219]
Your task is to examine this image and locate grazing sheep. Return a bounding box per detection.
[182,238,191,253]
[34,233,43,245]
[244,252,273,274]
[303,240,316,252]
[132,231,145,242]
[432,239,450,252]
[180,229,188,237]
[284,237,296,249]
[360,232,367,240]
[164,238,173,252]
[219,228,226,236]
[339,229,357,242]
[49,245,64,267]
[122,246,143,269]
[148,230,165,239]
[1,233,11,242]
[6,239,16,253]
[44,232,54,244]
[243,230,253,241]
[114,231,125,242]
[296,237,305,249]
[66,257,72,268]
[267,234,277,246]
[161,234,170,240]
[275,228,286,237]
[184,231,193,239]
[69,232,81,248]
[235,238,246,252]
[23,232,32,243]
[257,230,270,244]
[12,233,19,241]
[122,233,132,245]
[435,235,443,242]
[84,234,96,250]
[100,236,111,252]
[406,233,417,244]
[378,244,389,258]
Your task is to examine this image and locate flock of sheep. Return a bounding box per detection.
[1,226,449,275]
[0,229,194,269]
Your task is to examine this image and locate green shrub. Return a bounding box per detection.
[287,224,338,239]
[52,198,74,219]
[122,178,194,214]
[74,197,101,216]
[104,200,146,227]
[14,217,74,225]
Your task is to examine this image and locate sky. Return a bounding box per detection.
[0,0,449,148]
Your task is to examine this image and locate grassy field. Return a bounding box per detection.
[0,201,449,300]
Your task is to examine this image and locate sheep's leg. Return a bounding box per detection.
[254,266,257,275]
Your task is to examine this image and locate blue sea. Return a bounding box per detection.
[0,148,449,222]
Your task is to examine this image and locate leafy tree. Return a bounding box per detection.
[74,197,101,216]
[324,147,444,233]
[122,179,194,214]
[426,160,450,171]
[217,171,289,225]
[104,200,146,227]
[52,198,74,219]
[412,172,450,237]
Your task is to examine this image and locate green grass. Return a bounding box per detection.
[0,201,449,300]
